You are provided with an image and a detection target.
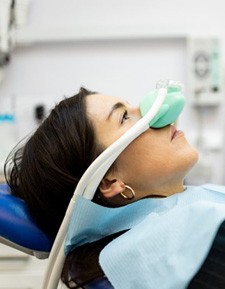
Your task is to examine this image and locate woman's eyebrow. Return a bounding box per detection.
[107,102,125,120]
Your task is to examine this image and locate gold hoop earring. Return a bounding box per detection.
[120,185,135,200]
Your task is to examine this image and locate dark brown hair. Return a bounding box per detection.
[4,87,123,288]
[61,231,126,288]
[4,87,103,240]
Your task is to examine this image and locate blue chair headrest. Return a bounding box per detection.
[0,183,52,259]
[0,184,114,288]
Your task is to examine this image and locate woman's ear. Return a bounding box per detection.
[99,177,125,199]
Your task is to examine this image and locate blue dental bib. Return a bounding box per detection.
[65,185,225,289]
[99,185,225,289]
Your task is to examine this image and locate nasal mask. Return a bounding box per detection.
[140,80,185,128]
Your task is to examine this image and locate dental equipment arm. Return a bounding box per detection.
[42,80,185,289]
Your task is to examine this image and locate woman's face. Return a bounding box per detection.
[86,93,198,205]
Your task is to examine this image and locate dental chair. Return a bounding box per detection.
[0,182,113,289]
[0,183,51,259]
[0,81,184,289]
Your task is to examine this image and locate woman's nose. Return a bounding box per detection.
[132,106,142,120]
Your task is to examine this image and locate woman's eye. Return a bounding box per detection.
[121,110,130,124]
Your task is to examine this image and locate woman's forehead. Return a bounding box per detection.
[87,93,121,104]
[86,93,123,117]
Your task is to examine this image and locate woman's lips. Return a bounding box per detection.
[171,126,184,141]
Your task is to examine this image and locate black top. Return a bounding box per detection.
[187,219,225,289]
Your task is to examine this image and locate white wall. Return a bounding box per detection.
[15,0,225,39]
[1,0,225,183]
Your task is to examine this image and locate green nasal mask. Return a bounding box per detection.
[139,84,186,128]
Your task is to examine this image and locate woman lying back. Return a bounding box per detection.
[6,86,224,288]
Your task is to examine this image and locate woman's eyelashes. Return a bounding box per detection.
[121,110,130,124]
